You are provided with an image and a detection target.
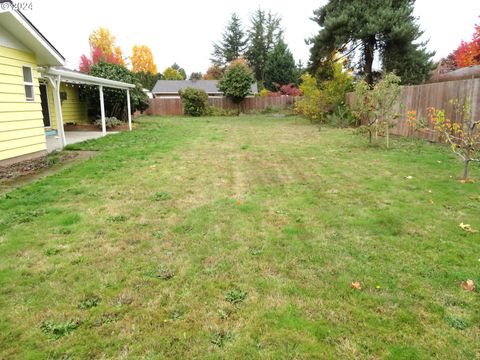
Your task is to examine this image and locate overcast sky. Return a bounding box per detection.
[26,0,479,74]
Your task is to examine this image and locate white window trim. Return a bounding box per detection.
[22,65,35,102]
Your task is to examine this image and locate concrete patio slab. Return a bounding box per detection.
[46,132,118,153]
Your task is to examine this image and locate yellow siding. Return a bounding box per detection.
[0,45,46,161]
[47,83,89,129]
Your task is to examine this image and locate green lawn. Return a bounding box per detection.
[0,115,479,359]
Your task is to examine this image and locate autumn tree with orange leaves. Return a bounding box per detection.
[408,100,480,180]
[203,64,223,80]
[89,27,125,65]
[79,27,125,72]
[131,45,157,74]
[453,18,480,68]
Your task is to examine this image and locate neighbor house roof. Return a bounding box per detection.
[0,0,64,65]
[152,80,258,95]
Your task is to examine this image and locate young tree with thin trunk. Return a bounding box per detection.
[351,73,401,147]
[410,101,480,180]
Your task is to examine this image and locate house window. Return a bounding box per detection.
[22,66,34,101]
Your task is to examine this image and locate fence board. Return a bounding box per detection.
[346,78,480,141]
[145,96,298,116]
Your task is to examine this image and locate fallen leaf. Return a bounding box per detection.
[459,178,475,184]
[351,281,361,290]
[461,279,475,292]
[459,223,478,233]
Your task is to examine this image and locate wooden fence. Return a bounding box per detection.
[346,78,480,141]
[145,96,298,116]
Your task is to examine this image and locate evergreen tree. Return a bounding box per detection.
[264,38,297,90]
[308,0,434,84]
[245,9,282,84]
[189,72,203,80]
[171,63,187,80]
[211,13,247,68]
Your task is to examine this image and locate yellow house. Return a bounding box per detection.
[0,2,134,165]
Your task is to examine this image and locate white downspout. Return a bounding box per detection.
[127,89,132,131]
[99,85,106,136]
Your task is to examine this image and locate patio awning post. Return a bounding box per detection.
[126,89,132,131]
[99,85,106,136]
[47,74,67,147]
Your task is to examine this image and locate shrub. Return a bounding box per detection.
[93,116,123,128]
[325,105,356,128]
[295,62,352,123]
[259,84,302,97]
[179,87,208,117]
[218,63,255,104]
[277,83,303,97]
[294,74,324,122]
[259,89,270,97]
[84,62,149,120]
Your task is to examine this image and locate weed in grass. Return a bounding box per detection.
[78,295,101,310]
[211,331,233,348]
[170,308,186,321]
[152,231,163,239]
[106,215,128,223]
[58,213,81,226]
[53,228,72,235]
[40,319,80,339]
[224,289,247,305]
[95,312,120,326]
[70,256,84,265]
[217,308,233,320]
[5,209,46,226]
[446,315,468,330]
[114,293,134,308]
[44,248,60,256]
[45,154,61,166]
[174,224,193,234]
[249,248,263,256]
[144,265,174,280]
[153,191,172,201]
